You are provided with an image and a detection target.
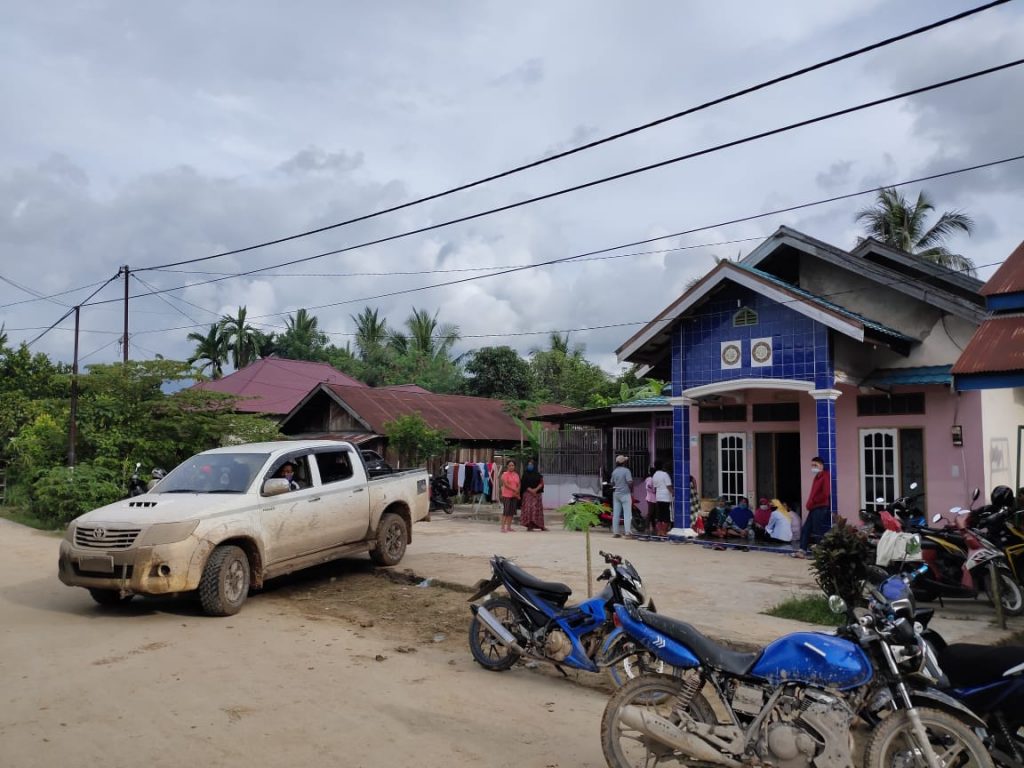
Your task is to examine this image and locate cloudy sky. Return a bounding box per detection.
[1,0,1022,373]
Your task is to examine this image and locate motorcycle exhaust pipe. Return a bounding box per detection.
[617,706,742,768]
[472,605,527,655]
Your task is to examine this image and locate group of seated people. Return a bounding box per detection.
[702,496,800,545]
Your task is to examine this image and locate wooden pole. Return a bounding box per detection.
[122,265,130,362]
[67,306,80,467]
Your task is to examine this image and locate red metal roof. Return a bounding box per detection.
[951,316,1024,375]
[981,240,1024,296]
[192,358,366,414]
[377,384,433,394]
[320,384,574,441]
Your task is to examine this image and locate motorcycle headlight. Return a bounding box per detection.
[138,520,199,546]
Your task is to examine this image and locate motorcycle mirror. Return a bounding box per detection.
[972,487,980,502]
[875,497,885,504]
[956,509,970,516]
[931,513,943,524]
[827,595,847,615]
[949,506,962,515]
[134,462,141,471]
[909,482,918,490]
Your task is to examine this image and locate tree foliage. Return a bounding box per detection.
[465,346,534,399]
[383,413,447,468]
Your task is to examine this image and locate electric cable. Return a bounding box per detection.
[0,277,117,310]
[25,273,121,348]
[133,0,1013,272]
[102,58,1024,307]
[0,273,71,308]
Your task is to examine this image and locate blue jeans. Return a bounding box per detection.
[800,506,831,551]
[612,492,632,535]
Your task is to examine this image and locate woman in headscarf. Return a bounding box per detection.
[520,459,546,531]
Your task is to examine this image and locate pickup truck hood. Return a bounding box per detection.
[74,494,251,526]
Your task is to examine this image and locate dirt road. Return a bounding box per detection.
[0,520,607,768]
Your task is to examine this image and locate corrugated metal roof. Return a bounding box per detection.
[981,240,1024,297]
[737,264,917,344]
[320,384,575,441]
[377,384,433,394]
[192,357,366,414]
[860,365,952,388]
[613,396,671,408]
[951,316,1024,375]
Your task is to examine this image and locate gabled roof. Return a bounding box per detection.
[192,357,366,415]
[743,227,986,322]
[951,316,1024,376]
[283,383,575,442]
[981,240,1024,298]
[617,260,913,366]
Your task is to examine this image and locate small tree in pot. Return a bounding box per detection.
[809,518,874,608]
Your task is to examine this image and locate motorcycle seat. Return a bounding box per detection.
[502,561,572,597]
[637,608,758,676]
[940,643,1024,687]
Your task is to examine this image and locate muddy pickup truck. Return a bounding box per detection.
[58,440,429,615]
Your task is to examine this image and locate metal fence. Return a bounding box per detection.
[538,427,602,476]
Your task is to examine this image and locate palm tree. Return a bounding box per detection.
[187,323,228,379]
[388,308,460,362]
[0,323,7,348]
[855,187,975,275]
[276,308,327,360]
[220,306,259,370]
[350,307,389,361]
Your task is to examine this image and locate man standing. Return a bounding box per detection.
[800,456,831,553]
[609,455,633,538]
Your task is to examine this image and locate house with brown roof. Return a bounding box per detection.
[953,239,1024,492]
[191,357,365,416]
[279,382,573,466]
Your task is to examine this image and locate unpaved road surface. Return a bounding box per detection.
[0,520,607,768]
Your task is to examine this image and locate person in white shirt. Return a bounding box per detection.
[651,460,673,535]
[763,499,793,543]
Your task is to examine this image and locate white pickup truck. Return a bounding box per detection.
[58,440,430,615]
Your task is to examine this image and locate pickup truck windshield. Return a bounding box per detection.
[154,453,270,494]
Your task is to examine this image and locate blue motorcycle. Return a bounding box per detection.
[467,551,660,687]
[601,563,993,768]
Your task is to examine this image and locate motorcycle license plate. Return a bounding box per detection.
[79,556,115,574]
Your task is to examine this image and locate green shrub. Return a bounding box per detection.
[764,594,844,626]
[809,518,873,607]
[30,464,122,527]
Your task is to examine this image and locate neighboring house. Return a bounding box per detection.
[953,239,1024,492]
[615,225,1018,529]
[279,382,574,467]
[191,357,366,416]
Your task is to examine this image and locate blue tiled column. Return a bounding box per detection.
[810,389,841,522]
[671,400,691,529]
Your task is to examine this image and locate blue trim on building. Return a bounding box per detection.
[954,372,1024,391]
[860,365,953,388]
[814,397,838,517]
[986,292,1024,312]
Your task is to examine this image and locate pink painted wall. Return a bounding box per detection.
[689,385,986,521]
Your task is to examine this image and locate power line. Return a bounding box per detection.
[133,0,1012,272]
[131,273,203,326]
[25,273,121,348]
[102,57,1024,306]
[0,273,71,308]
[0,277,117,310]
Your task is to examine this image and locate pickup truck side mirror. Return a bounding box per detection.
[262,478,292,497]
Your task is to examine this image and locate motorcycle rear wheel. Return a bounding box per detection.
[602,634,668,689]
[983,568,1024,617]
[864,706,993,768]
[468,596,521,671]
[601,673,717,768]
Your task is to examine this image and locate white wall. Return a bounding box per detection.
[980,387,1024,493]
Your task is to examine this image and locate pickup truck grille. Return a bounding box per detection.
[75,526,141,550]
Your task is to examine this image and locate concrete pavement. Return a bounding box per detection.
[407,507,1022,648]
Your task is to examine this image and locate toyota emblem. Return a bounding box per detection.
[93,527,107,540]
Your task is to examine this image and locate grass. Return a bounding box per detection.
[764,594,844,627]
[0,506,62,533]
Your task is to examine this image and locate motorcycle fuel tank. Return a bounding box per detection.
[749,632,872,691]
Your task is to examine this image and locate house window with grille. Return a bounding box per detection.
[860,427,925,513]
[698,432,747,503]
[733,307,758,327]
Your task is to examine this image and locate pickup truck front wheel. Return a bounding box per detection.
[198,545,250,616]
[370,512,408,566]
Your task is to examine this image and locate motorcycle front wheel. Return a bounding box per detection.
[468,596,521,671]
[864,707,993,768]
[601,673,716,768]
[983,568,1024,617]
[601,633,668,689]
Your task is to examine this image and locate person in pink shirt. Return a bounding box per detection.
[500,459,521,533]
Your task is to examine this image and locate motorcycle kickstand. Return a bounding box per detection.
[554,665,569,678]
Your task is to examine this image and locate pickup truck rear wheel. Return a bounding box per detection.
[198,545,250,616]
[369,512,407,566]
[88,588,134,606]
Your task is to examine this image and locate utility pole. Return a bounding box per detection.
[121,264,130,362]
[68,305,80,467]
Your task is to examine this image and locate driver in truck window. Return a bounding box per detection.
[278,462,301,491]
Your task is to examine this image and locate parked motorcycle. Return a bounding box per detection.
[600,563,993,768]
[969,485,1024,586]
[429,473,454,514]
[918,622,1024,767]
[859,481,927,534]
[467,551,662,688]
[127,462,147,497]
[569,483,646,534]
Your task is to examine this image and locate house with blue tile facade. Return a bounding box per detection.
[616,226,1024,533]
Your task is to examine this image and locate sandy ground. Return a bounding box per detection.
[0,519,607,768]
[2,511,1017,768]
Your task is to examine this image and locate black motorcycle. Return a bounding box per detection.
[127,462,147,497]
[429,473,454,514]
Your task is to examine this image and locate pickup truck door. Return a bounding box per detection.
[311,449,373,544]
[259,453,330,563]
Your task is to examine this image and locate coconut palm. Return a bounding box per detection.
[276,308,327,360]
[388,308,460,362]
[187,323,228,379]
[220,306,259,370]
[350,307,389,361]
[855,187,975,275]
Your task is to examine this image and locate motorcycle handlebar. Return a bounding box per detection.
[598,550,621,565]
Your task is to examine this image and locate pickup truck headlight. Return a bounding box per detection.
[138,520,199,546]
[64,522,77,542]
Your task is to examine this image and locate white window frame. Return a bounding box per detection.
[860,428,900,512]
[718,432,746,502]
